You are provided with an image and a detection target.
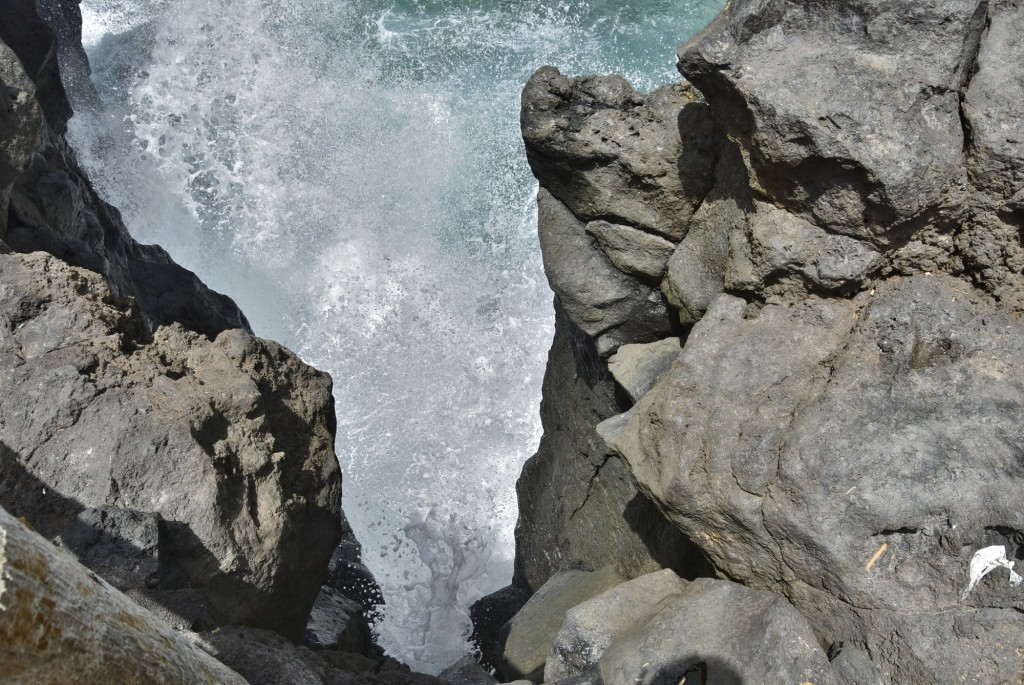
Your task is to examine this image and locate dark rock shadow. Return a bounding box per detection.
[646,657,745,685]
[1,439,239,632]
[622,492,715,581]
[561,657,745,685]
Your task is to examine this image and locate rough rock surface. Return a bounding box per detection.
[522,67,719,242]
[499,566,626,682]
[547,571,837,685]
[0,7,249,339]
[606,338,681,404]
[679,0,984,241]
[544,569,687,683]
[506,0,1024,681]
[594,577,837,685]
[0,251,342,639]
[0,506,248,685]
[537,189,673,356]
[510,303,709,595]
[605,279,1024,682]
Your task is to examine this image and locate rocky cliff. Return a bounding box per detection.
[0,1,417,682]
[490,0,1024,682]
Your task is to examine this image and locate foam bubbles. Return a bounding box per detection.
[70,0,723,672]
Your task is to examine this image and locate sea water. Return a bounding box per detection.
[68,0,723,672]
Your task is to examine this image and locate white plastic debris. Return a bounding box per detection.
[962,545,1024,599]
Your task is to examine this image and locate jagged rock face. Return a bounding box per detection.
[603,275,1024,683]
[0,11,248,339]
[511,302,709,596]
[522,67,719,243]
[507,0,1024,681]
[678,0,984,241]
[0,251,342,640]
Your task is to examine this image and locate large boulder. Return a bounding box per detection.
[522,67,719,242]
[547,571,838,685]
[677,0,985,241]
[0,251,342,639]
[499,566,626,682]
[603,275,1024,682]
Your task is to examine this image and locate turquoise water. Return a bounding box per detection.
[69,0,723,671]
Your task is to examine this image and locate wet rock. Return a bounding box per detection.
[499,566,626,682]
[0,251,342,640]
[604,276,1024,682]
[522,67,719,242]
[606,338,681,404]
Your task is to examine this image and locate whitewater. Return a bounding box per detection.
[67,0,722,672]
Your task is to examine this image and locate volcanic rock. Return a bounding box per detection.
[0,251,342,639]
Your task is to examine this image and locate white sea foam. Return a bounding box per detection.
[69,0,722,672]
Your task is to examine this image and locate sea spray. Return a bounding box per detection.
[68,0,724,671]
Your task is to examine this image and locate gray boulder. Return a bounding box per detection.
[603,275,1024,682]
[522,67,719,241]
[678,0,985,241]
[537,189,672,356]
[499,566,626,682]
[606,338,681,404]
[544,569,686,683]
[594,577,836,685]
[0,251,342,640]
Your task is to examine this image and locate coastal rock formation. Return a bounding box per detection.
[0,250,342,639]
[548,571,837,685]
[499,0,1024,681]
[0,0,248,339]
[0,0,349,655]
